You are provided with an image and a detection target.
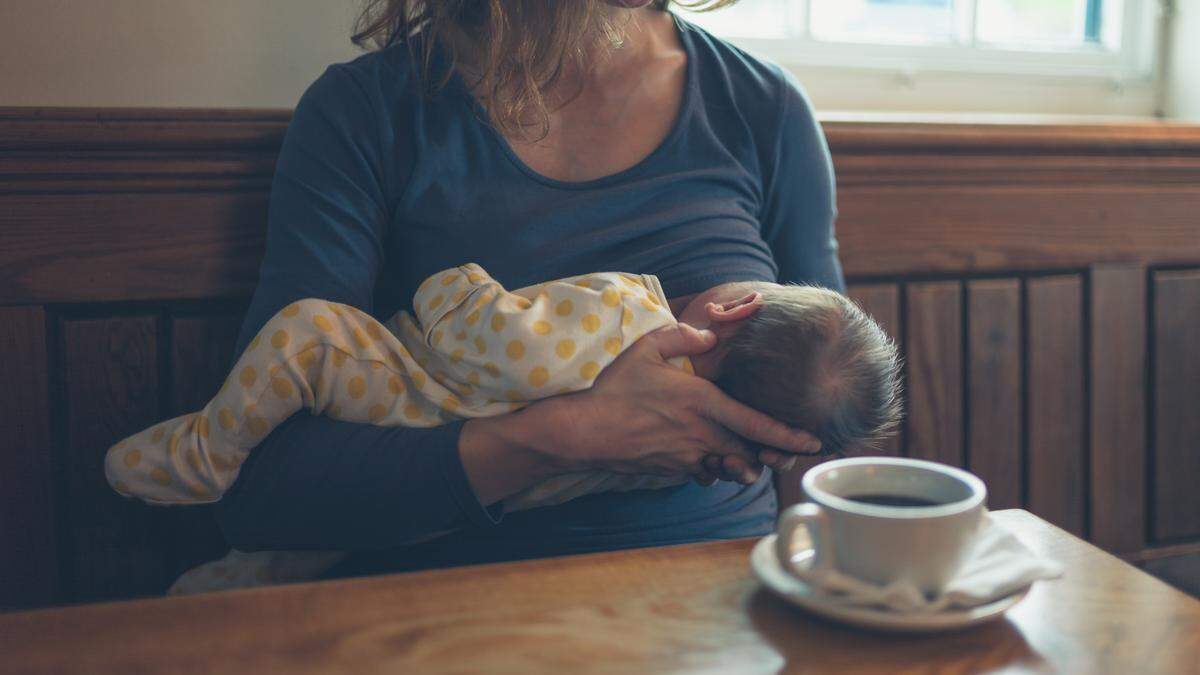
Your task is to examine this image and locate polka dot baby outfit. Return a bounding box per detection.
[105,263,691,513]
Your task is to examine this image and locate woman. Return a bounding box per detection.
[216,0,842,576]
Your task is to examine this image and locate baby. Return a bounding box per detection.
[105,263,900,590]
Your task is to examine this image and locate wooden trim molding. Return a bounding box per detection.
[0,108,289,151]
[6,108,1200,153]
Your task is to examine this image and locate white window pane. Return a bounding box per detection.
[681,0,799,39]
[810,0,956,45]
[975,0,1120,49]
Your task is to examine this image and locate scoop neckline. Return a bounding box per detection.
[450,12,698,191]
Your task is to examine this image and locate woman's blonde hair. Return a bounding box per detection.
[353,1,737,139]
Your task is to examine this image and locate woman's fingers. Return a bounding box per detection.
[694,383,821,455]
[720,455,763,484]
[641,323,717,361]
[758,449,800,473]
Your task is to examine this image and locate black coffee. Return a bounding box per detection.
[847,493,944,508]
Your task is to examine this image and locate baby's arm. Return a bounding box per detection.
[408,263,679,412]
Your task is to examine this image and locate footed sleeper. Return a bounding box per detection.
[105,263,692,515]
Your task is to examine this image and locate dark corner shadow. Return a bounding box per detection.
[745,588,1048,674]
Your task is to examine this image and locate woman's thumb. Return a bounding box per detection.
[644,324,717,361]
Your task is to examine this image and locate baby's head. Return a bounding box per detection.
[679,283,902,455]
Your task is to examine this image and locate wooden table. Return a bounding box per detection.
[2,510,1197,674]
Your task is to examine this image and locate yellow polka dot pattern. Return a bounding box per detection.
[580,362,601,380]
[556,340,576,359]
[507,340,525,361]
[103,265,679,510]
[239,366,257,388]
[528,366,550,388]
[388,377,404,395]
[605,337,622,355]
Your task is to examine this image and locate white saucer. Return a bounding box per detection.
[750,534,1030,633]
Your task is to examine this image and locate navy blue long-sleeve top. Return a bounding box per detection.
[216,15,843,571]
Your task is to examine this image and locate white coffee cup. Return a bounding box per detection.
[776,457,987,596]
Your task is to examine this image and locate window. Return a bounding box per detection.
[683,0,1159,80]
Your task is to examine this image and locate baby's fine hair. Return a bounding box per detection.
[715,286,902,456]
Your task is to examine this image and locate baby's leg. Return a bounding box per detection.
[104,299,443,505]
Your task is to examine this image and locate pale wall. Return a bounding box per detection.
[0,0,1172,117]
[1166,0,1200,120]
[0,0,362,108]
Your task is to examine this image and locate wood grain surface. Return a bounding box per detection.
[1089,266,1147,553]
[59,316,169,602]
[905,282,963,467]
[1152,270,1200,542]
[1026,276,1086,537]
[966,279,1022,510]
[0,510,1196,675]
[0,307,57,608]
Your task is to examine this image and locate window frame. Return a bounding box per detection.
[684,0,1163,83]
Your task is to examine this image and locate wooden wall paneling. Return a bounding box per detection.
[833,184,1200,278]
[1026,276,1087,537]
[164,313,245,576]
[0,306,58,609]
[1152,269,1200,542]
[846,283,904,456]
[905,282,964,467]
[60,315,170,601]
[169,314,244,414]
[0,193,268,305]
[967,279,1023,511]
[1089,266,1147,553]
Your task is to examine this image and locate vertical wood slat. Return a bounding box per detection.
[847,284,903,456]
[0,306,58,609]
[61,315,169,601]
[906,282,964,467]
[967,279,1023,511]
[777,283,903,508]
[1027,276,1086,537]
[1153,270,1200,542]
[1090,266,1147,553]
[165,314,244,576]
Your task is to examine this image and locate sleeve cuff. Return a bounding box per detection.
[435,421,505,529]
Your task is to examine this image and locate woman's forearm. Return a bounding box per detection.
[216,412,505,551]
[458,401,574,505]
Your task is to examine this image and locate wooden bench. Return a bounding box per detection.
[2,109,1198,609]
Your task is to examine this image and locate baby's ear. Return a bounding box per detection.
[706,292,763,324]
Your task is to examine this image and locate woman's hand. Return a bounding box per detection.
[537,324,820,479]
[458,323,819,506]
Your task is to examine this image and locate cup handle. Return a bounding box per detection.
[775,502,834,578]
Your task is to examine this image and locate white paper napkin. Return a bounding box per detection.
[784,513,1064,613]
